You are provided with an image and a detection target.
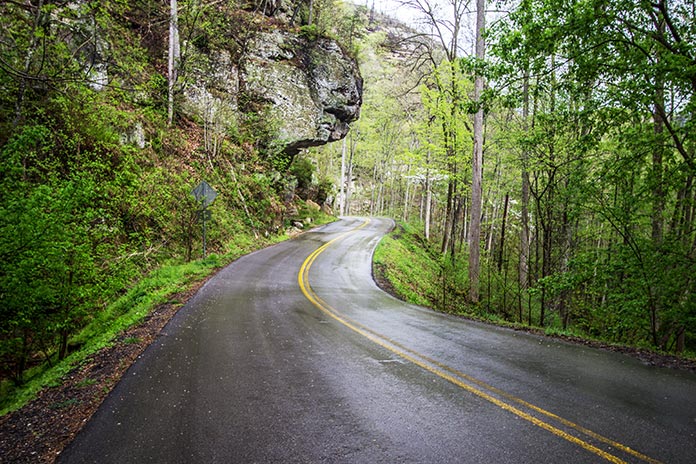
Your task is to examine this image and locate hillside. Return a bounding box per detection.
[0,0,363,405]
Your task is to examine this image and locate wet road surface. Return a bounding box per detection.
[60,217,696,463]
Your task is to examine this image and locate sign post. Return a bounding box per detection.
[191,180,217,258]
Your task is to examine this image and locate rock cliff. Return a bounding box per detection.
[181,5,362,157]
[239,30,362,155]
[59,1,362,159]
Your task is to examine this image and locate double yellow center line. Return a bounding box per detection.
[297,218,661,464]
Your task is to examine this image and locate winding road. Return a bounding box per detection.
[60,217,696,463]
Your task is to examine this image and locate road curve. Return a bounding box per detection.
[60,217,696,463]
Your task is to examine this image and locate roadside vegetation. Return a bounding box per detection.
[313,1,696,358]
[0,0,339,413]
[374,221,696,361]
[0,205,335,416]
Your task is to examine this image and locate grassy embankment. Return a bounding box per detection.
[373,222,696,361]
[0,211,334,415]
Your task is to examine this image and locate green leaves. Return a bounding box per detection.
[484,0,696,351]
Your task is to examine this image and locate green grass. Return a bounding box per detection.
[75,378,97,388]
[0,221,327,416]
[0,257,223,415]
[373,223,442,308]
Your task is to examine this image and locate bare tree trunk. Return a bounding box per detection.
[460,195,468,251]
[371,164,378,216]
[424,153,432,240]
[468,0,486,303]
[519,71,531,319]
[346,133,356,215]
[498,194,509,272]
[441,178,455,254]
[339,136,347,216]
[650,17,666,346]
[486,194,499,254]
[168,0,180,126]
[451,193,463,258]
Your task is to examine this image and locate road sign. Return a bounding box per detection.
[192,180,217,208]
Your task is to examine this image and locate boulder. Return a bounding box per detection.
[239,30,362,156]
[306,199,321,211]
[176,13,362,159]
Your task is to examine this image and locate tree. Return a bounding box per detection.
[489,0,695,347]
[168,0,180,125]
[468,0,485,303]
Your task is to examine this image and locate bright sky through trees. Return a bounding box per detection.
[350,0,484,56]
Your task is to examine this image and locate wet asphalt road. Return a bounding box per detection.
[60,217,696,463]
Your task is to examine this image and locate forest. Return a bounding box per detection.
[312,0,695,355]
[0,0,694,410]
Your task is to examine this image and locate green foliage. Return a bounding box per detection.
[290,157,315,193]
[0,255,211,414]
[304,1,696,357]
[299,24,320,41]
[373,223,443,309]
[0,0,342,401]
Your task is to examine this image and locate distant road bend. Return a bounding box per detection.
[61,217,696,463]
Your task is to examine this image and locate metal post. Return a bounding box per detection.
[202,206,207,258]
[191,181,216,260]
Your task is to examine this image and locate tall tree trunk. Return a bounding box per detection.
[519,72,531,317]
[652,89,665,245]
[451,193,463,258]
[540,203,553,327]
[168,0,180,126]
[441,177,455,254]
[468,0,486,303]
[650,17,666,346]
[460,195,469,252]
[370,164,377,216]
[345,131,356,215]
[424,152,432,240]
[339,136,347,216]
[498,194,509,272]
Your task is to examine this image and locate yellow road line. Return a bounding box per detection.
[297,219,661,464]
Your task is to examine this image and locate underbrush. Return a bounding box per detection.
[373,221,696,364]
[0,214,334,415]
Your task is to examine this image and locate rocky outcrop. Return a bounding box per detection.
[54,2,361,158]
[239,30,362,155]
[181,11,362,158]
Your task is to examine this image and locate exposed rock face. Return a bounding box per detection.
[181,49,239,131]
[239,30,362,155]
[60,2,361,157]
[178,6,362,158]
